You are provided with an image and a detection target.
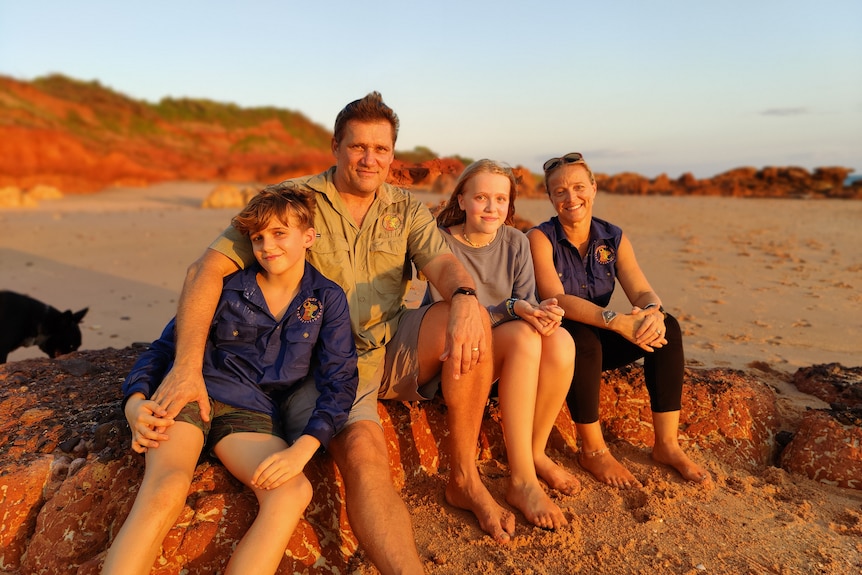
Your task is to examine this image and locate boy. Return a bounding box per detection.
[102,185,358,575]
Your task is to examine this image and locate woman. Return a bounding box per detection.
[527,152,710,489]
[426,159,579,529]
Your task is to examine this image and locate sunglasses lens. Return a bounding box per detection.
[543,152,583,173]
[543,158,561,172]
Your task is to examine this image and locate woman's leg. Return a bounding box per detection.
[562,320,642,488]
[531,328,580,495]
[643,315,711,484]
[102,421,204,575]
[214,432,313,575]
[494,320,567,529]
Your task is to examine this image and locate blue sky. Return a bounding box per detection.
[1,0,860,178]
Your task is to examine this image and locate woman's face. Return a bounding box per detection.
[546,163,597,226]
[457,172,511,234]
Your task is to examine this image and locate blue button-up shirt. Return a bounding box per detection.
[123,261,358,448]
[533,216,623,308]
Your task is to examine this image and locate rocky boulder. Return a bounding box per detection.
[0,349,856,574]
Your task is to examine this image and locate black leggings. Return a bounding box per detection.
[561,313,684,424]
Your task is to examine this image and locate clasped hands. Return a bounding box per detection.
[629,305,667,351]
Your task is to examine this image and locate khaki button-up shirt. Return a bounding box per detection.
[209,167,451,383]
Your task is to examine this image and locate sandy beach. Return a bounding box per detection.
[2,182,859,372]
[2,182,862,574]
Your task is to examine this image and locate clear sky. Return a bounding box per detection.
[1,0,860,178]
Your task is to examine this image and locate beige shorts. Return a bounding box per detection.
[282,305,440,437]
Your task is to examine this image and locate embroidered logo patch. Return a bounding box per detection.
[594,244,616,265]
[381,214,402,231]
[298,297,322,323]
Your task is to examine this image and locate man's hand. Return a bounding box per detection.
[124,393,174,453]
[520,298,565,336]
[151,364,210,421]
[439,294,488,379]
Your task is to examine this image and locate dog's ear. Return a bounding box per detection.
[71,308,88,323]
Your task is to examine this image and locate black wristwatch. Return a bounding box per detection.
[452,287,478,299]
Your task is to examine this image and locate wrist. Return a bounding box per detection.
[601,309,618,327]
[505,297,519,318]
[452,286,477,300]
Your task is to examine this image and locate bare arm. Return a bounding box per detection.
[150,249,239,421]
[420,252,487,378]
[527,229,661,352]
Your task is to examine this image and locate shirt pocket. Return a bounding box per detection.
[280,322,319,378]
[211,321,263,377]
[309,236,351,287]
[369,237,409,294]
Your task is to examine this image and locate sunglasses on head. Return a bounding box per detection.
[543,152,584,173]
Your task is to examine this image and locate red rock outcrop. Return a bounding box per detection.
[780,364,862,490]
[2,346,830,574]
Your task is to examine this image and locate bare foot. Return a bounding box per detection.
[534,453,581,496]
[652,445,712,484]
[445,473,516,542]
[505,479,567,530]
[578,448,642,488]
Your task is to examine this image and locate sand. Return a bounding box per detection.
[3,182,859,370]
[2,182,861,573]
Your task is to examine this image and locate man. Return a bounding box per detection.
[139,92,515,574]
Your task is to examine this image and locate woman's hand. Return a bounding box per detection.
[630,306,667,350]
[518,298,564,336]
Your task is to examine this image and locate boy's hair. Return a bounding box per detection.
[231,183,316,235]
[333,91,400,145]
[436,159,518,228]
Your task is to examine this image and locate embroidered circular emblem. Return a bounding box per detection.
[381,214,403,231]
[594,244,616,265]
[298,297,322,323]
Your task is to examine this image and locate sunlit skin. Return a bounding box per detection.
[528,162,711,488]
[453,172,580,529]
[332,120,395,201]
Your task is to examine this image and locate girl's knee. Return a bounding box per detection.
[260,474,313,511]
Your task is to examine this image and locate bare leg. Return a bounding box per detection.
[418,304,515,542]
[328,421,426,574]
[102,422,203,575]
[531,328,580,497]
[214,433,313,574]
[651,410,711,484]
[494,321,567,529]
[576,421,642,489]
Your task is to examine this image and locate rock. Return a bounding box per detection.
[201,184,260,209]
[0,348,855,573]
[0,185,37,208]
[26,184,63,201]
[780,410,862,490]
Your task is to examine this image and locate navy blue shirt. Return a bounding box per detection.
[123,261,358,448]
[533,216,623,308]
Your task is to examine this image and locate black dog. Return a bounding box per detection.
[0,291,88,363]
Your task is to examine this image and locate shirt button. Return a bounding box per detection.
[303,332,310,339]
[232,330,239,337]
[580,284,587,289]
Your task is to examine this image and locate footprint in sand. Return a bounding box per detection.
[752,320,770,328]
[791,319,812,328]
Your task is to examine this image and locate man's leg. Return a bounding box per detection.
[327,421,426,574]
[416,303,515,542]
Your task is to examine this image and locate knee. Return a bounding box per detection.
[263,473,313,512]
[138,469,192,514]
[329,422,392,487]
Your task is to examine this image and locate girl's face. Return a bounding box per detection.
[457,172,511,235]
[545,163,597,226]
[250,215,315,277]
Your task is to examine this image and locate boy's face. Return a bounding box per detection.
[250,216,315,277]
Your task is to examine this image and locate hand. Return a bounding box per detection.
[251,436,319,490]
[439,294,488,379]
[519,298,564,336]
[124,394,173,453]
[151,364,210,421]
[631,308,667,351]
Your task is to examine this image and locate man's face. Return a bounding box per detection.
[332,120,395,197]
